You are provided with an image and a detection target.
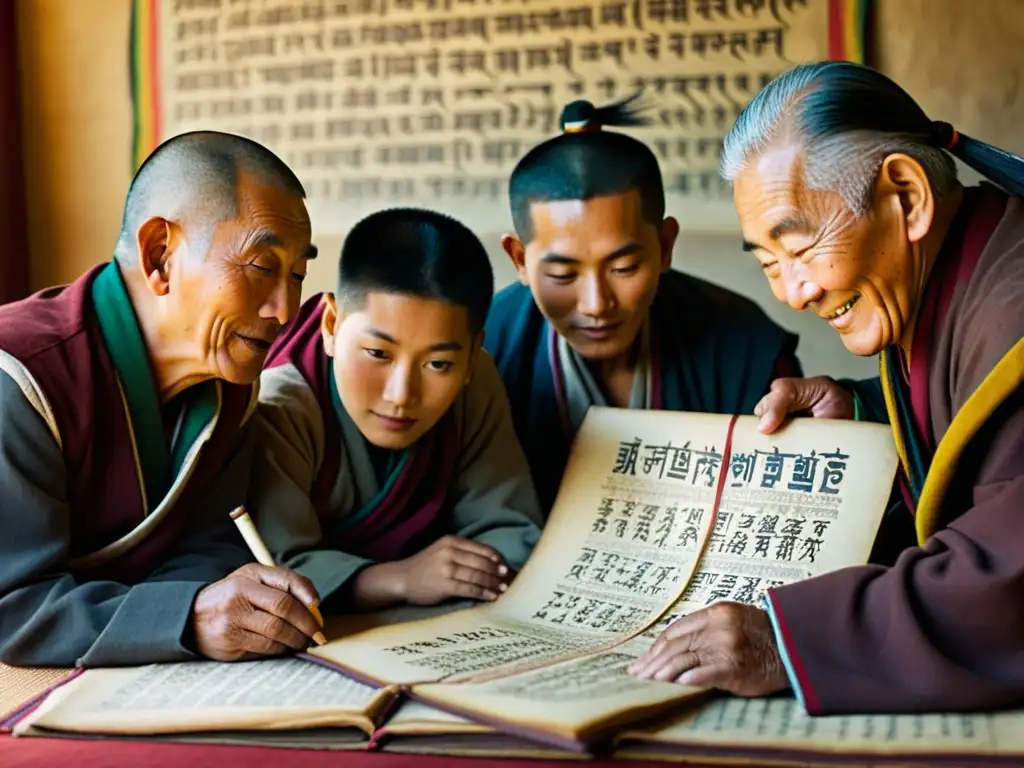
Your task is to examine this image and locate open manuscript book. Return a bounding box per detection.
[11,407,1023,763]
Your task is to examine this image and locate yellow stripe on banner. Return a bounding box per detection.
[133,0,158,170]
[135,0,146,168]
[914,338,1024,545]
[844,0,862,64]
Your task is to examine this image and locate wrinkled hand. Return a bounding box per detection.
[755,376,854,434]
[191,563,324,661]
[627,602,790,697]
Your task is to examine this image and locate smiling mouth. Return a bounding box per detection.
[234,332,273,353]
[822,296,860,321]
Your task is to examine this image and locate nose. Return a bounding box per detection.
[578,274,615,318]
[259,277,295,327]
[781,262,823,312]
[383,363,418,408]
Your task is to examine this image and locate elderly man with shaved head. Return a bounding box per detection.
[0,132,324,667]
[630,62,1024,716]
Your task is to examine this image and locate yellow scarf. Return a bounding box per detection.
[881,338,1023,545]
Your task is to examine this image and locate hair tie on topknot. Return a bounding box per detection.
[930,120,959,151]
[560,100,602,134]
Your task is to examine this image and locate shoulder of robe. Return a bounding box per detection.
[0,352,62,451]
[953,220,1024,408]
[452,351,508,438]
[257,362,323,418]
[483,283,542,359]
[255,362,327,468]
[0,268,98,362]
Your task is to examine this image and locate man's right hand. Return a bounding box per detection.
[754,376,855,434]
[191,563,323,661]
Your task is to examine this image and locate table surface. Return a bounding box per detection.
[1,735,756,768]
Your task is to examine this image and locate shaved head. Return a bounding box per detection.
[115,131,306,262]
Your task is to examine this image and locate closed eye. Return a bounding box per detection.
[613,263,639,275]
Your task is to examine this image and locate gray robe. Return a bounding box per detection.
[0,372,255,667]
[248,351,543,607]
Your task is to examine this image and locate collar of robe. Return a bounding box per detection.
[327,363,412,531]
[552,318,659,437]
[90,261,219,513]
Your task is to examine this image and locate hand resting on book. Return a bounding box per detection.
[190,563,324,661]
[627,601,789,697]
[350,535,513,609]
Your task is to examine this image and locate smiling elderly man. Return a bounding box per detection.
[630,62,1024,716]
[0,132,326,667]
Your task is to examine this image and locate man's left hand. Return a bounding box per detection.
[627,602,790,696]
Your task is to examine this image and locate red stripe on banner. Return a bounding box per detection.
[827,0,845,60]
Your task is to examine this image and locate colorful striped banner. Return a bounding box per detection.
[130,0,161,172]
[828,0,871,64]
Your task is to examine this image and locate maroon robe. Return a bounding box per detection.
[768,185,1024,714]
[0,263,257,667]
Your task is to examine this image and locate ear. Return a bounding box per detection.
[501,233,529,285]
[136,217,176,297]
[319,293,340,358]
[657,217,680,272]
[875,153,935,244]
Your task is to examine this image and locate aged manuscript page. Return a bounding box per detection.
[619,696,1024,758]
[641,414,899,639]
[311,409,733,684]
[311,407,898,736]
[15,659,388,736]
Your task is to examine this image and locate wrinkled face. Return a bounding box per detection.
[324,291,479,450]
[507,190,675,361]
[733,143,922,356]
[164,175,314,383]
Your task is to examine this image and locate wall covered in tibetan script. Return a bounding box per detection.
[157,0,828,236]
[18,0,1024,378]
